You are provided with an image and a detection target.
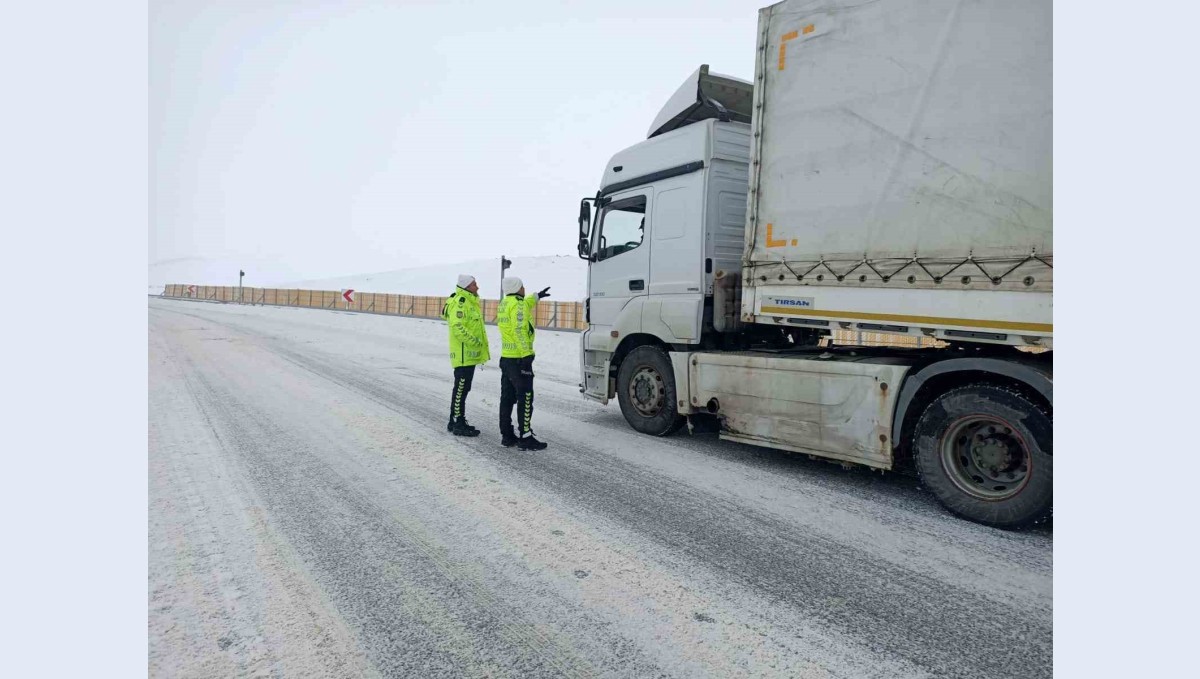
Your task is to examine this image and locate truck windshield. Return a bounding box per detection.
[596,196,646,261]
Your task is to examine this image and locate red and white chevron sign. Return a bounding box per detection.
[187,285,197,296]
[342,289,355,304]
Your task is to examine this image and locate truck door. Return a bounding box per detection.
[588,189,651,345]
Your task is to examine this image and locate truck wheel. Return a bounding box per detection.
[913,383,1052,529]
[616,346,686,436]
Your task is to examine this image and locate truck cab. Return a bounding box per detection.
[579,66,753,404]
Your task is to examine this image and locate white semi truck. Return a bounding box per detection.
[575,0,1051,527]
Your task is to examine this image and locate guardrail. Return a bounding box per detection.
[160,285,974,348]
[160,284,588,331]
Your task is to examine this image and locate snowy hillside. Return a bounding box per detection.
[283,255,588,301]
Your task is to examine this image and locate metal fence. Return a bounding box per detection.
[161,285,999,349]
[161,284,590,331]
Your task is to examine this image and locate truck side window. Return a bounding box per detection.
[596,196,646,261]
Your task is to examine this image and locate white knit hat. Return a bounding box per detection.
[456,274,476,289]
[502,276,523,296]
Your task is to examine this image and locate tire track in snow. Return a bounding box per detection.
[150,317,382,678]
[169,342,598,678]
[264,342,1051,679]
[160,305,932,678]
[152,300,1051,678]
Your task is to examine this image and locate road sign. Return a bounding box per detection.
[187,285,197,296]
[342,289,355,304]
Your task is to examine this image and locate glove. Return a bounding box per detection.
[537,286,551,299]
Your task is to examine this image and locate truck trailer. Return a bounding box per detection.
[575,0,1052,527]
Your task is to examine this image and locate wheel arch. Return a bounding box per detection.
[610,333,672,377]
[892,358,1053,463]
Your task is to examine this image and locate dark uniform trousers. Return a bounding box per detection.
[499,356,534,437]
[450,365,476,424]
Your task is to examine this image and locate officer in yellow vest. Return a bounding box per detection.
[442,274,490,436]
[497,276,550,450]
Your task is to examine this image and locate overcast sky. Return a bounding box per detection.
[150,0,761,282]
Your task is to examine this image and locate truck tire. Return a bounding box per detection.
[913,383,1052,529]
[616,346,686,436]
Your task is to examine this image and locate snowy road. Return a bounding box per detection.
[149,298,1051,678]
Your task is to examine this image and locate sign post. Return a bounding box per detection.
[341,289,355,309]
[500,255,512,299]
[238,269,245,303]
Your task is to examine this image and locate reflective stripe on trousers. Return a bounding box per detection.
[499,356,534,437]
[450,365,475,423]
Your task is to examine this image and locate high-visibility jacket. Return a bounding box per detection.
[442,287,490,367]
[498,293,538,358]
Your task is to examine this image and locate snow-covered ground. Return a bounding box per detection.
[283,255,587,300]
[149,297,1052,678]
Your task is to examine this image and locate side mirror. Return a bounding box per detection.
[578,201,591,238]
[577,200,593,260]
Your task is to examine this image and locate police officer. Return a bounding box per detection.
[497,276,550,450]
[442,274,489,436]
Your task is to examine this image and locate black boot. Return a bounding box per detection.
[451,421,480,437]
[460,419,480,435]
[517,434,547,451]
[501,431,519,447]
